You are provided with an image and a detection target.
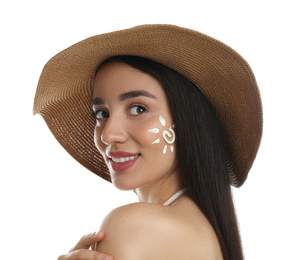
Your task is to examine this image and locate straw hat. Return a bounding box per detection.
[33,24,262,187]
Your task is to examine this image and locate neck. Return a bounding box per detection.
[135,172,183,205]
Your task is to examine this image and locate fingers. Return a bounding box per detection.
[57,230,113,260]
[58,249,113,260]
[70,230,105,251]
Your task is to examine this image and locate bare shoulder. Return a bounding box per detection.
[101,202,170,225]
[96,200,222,260]
[99,202,172,233]
[96,202,186,259]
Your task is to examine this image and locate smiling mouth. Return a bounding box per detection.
[109,154,140,172]
[111,155,139,163]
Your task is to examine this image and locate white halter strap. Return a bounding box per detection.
[163,187,188,206]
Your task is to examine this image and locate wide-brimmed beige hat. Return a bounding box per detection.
[33,24,262,187]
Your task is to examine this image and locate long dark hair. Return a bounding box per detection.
[98,55,244,260]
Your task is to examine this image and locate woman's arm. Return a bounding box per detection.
[58,230,113,260]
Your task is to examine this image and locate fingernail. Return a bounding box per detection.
[102,255,112,260]
[94,230,100,237]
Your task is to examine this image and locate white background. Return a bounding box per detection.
[1,1,303,259]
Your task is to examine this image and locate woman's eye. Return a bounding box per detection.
[95,110,109,119]
[130,105,147,115]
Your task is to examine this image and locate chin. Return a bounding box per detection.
[111,175,139,191]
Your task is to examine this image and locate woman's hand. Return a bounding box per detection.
[58,230,113,260]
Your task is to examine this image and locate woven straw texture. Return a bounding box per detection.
[33,24,263,187]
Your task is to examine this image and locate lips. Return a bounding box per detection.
[107,151,140,172]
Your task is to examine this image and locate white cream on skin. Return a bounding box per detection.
[148,116,176,154]
[159,115,166,127]
[148,128,160,134]
[152,138,160,144]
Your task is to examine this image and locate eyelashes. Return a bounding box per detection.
[92,109,109,120]
[92,104,148,121]
[129,105,147,115]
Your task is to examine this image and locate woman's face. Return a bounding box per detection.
[92,62,180,190]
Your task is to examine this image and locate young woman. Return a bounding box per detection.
[34,25,263,260]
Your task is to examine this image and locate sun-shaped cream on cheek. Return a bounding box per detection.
[148,116,176,154]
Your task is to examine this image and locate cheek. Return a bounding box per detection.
[132,116,176,155]
[131,122,160,147]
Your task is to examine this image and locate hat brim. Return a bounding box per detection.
[33,24,263,187]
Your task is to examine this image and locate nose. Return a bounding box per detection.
[100,115,128,145]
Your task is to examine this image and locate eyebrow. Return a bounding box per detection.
[91,90,156,108]
[91,97,104,108]
[119,90,156,101]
